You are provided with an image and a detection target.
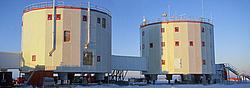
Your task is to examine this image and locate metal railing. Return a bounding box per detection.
[223,63,250,79]
[23,1,111,15]
[142,16,213,26]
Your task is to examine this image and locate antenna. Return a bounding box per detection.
[168,5,171,18]
[142,16,147,25]
[162,12,167,21]
[201,0,204,18]
[210,12,213,23]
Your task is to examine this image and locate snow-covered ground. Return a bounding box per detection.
[75,83,250,88]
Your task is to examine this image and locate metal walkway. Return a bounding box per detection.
[224,63,250,81]
[111,55,147,71]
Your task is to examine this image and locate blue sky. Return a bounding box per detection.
[0,0,249,72]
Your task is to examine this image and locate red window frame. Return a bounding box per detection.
[175,27,179,32]
[32,55,36,61]
[48,14,52,20]
[175,41,180,46]
[56,14,61,20]
[161,42,165,47]
[161,60,165,65]
[190,41,194,46]
[161,28,165,33]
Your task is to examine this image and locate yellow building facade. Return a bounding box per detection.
[22,5,112,73]
[140,20,215,75]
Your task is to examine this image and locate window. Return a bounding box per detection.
[175,41,179,46]
[83,52,93,65]
[161,28,165,33]
[142,44,145,49]
[64,31,70,42]
[202,41,205,47]
[102,18,106,28]
[202,59,206,65]
[97,18,101,24]
[48,14,52,20]
[189,41,194,46]
[142,31,144,36]
[82,15,87,21]
[202,27,205,32]
[150,43,153,48]
[161,42,165,47]
[175,27,179,32]
[32,55,36,61]
[162,60,166,65]
[56,14,61,20]
[97,56,101,62]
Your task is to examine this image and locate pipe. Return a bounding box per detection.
[49,0,56,56]
[84,1,91,49]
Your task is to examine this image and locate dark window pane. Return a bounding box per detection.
[97,56,101,62]
[161,42,165,47]
[190,41,194,46]
[202,59,206,65]
[102,18,106,28]
[83,52,93,65]
[202,27,205,32]
[175,27,179,32]
[161,28,165,33]
[202,41,205,47]
[32,55,36,61]
[64,31,70,42]
[97,18,101,24]
[150,43,153,48]
[175,41,179,46]
[162,60,165,65]
[56,14,61,20]
[48,14,52,20]
[83,15,87,21]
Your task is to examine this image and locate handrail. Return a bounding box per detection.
[223,63,250,77]
[23,1,111,15]
[141,16,212,26]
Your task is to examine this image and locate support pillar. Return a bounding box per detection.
[58,73,68,84]
[166,74,172,84]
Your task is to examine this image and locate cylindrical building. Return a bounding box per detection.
[21,2,111,75]
[140,18,215,82]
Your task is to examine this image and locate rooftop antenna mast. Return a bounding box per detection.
[142,16,147,25]
[168,5,171,19]
[201,0,205,21]
[162,12,168,21]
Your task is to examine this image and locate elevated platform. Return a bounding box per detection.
[111,55,147,71]
[0,52,21,69]
[0,52,148,72]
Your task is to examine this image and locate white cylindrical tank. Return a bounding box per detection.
[22,2,111,73]
[140,20,215,75]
